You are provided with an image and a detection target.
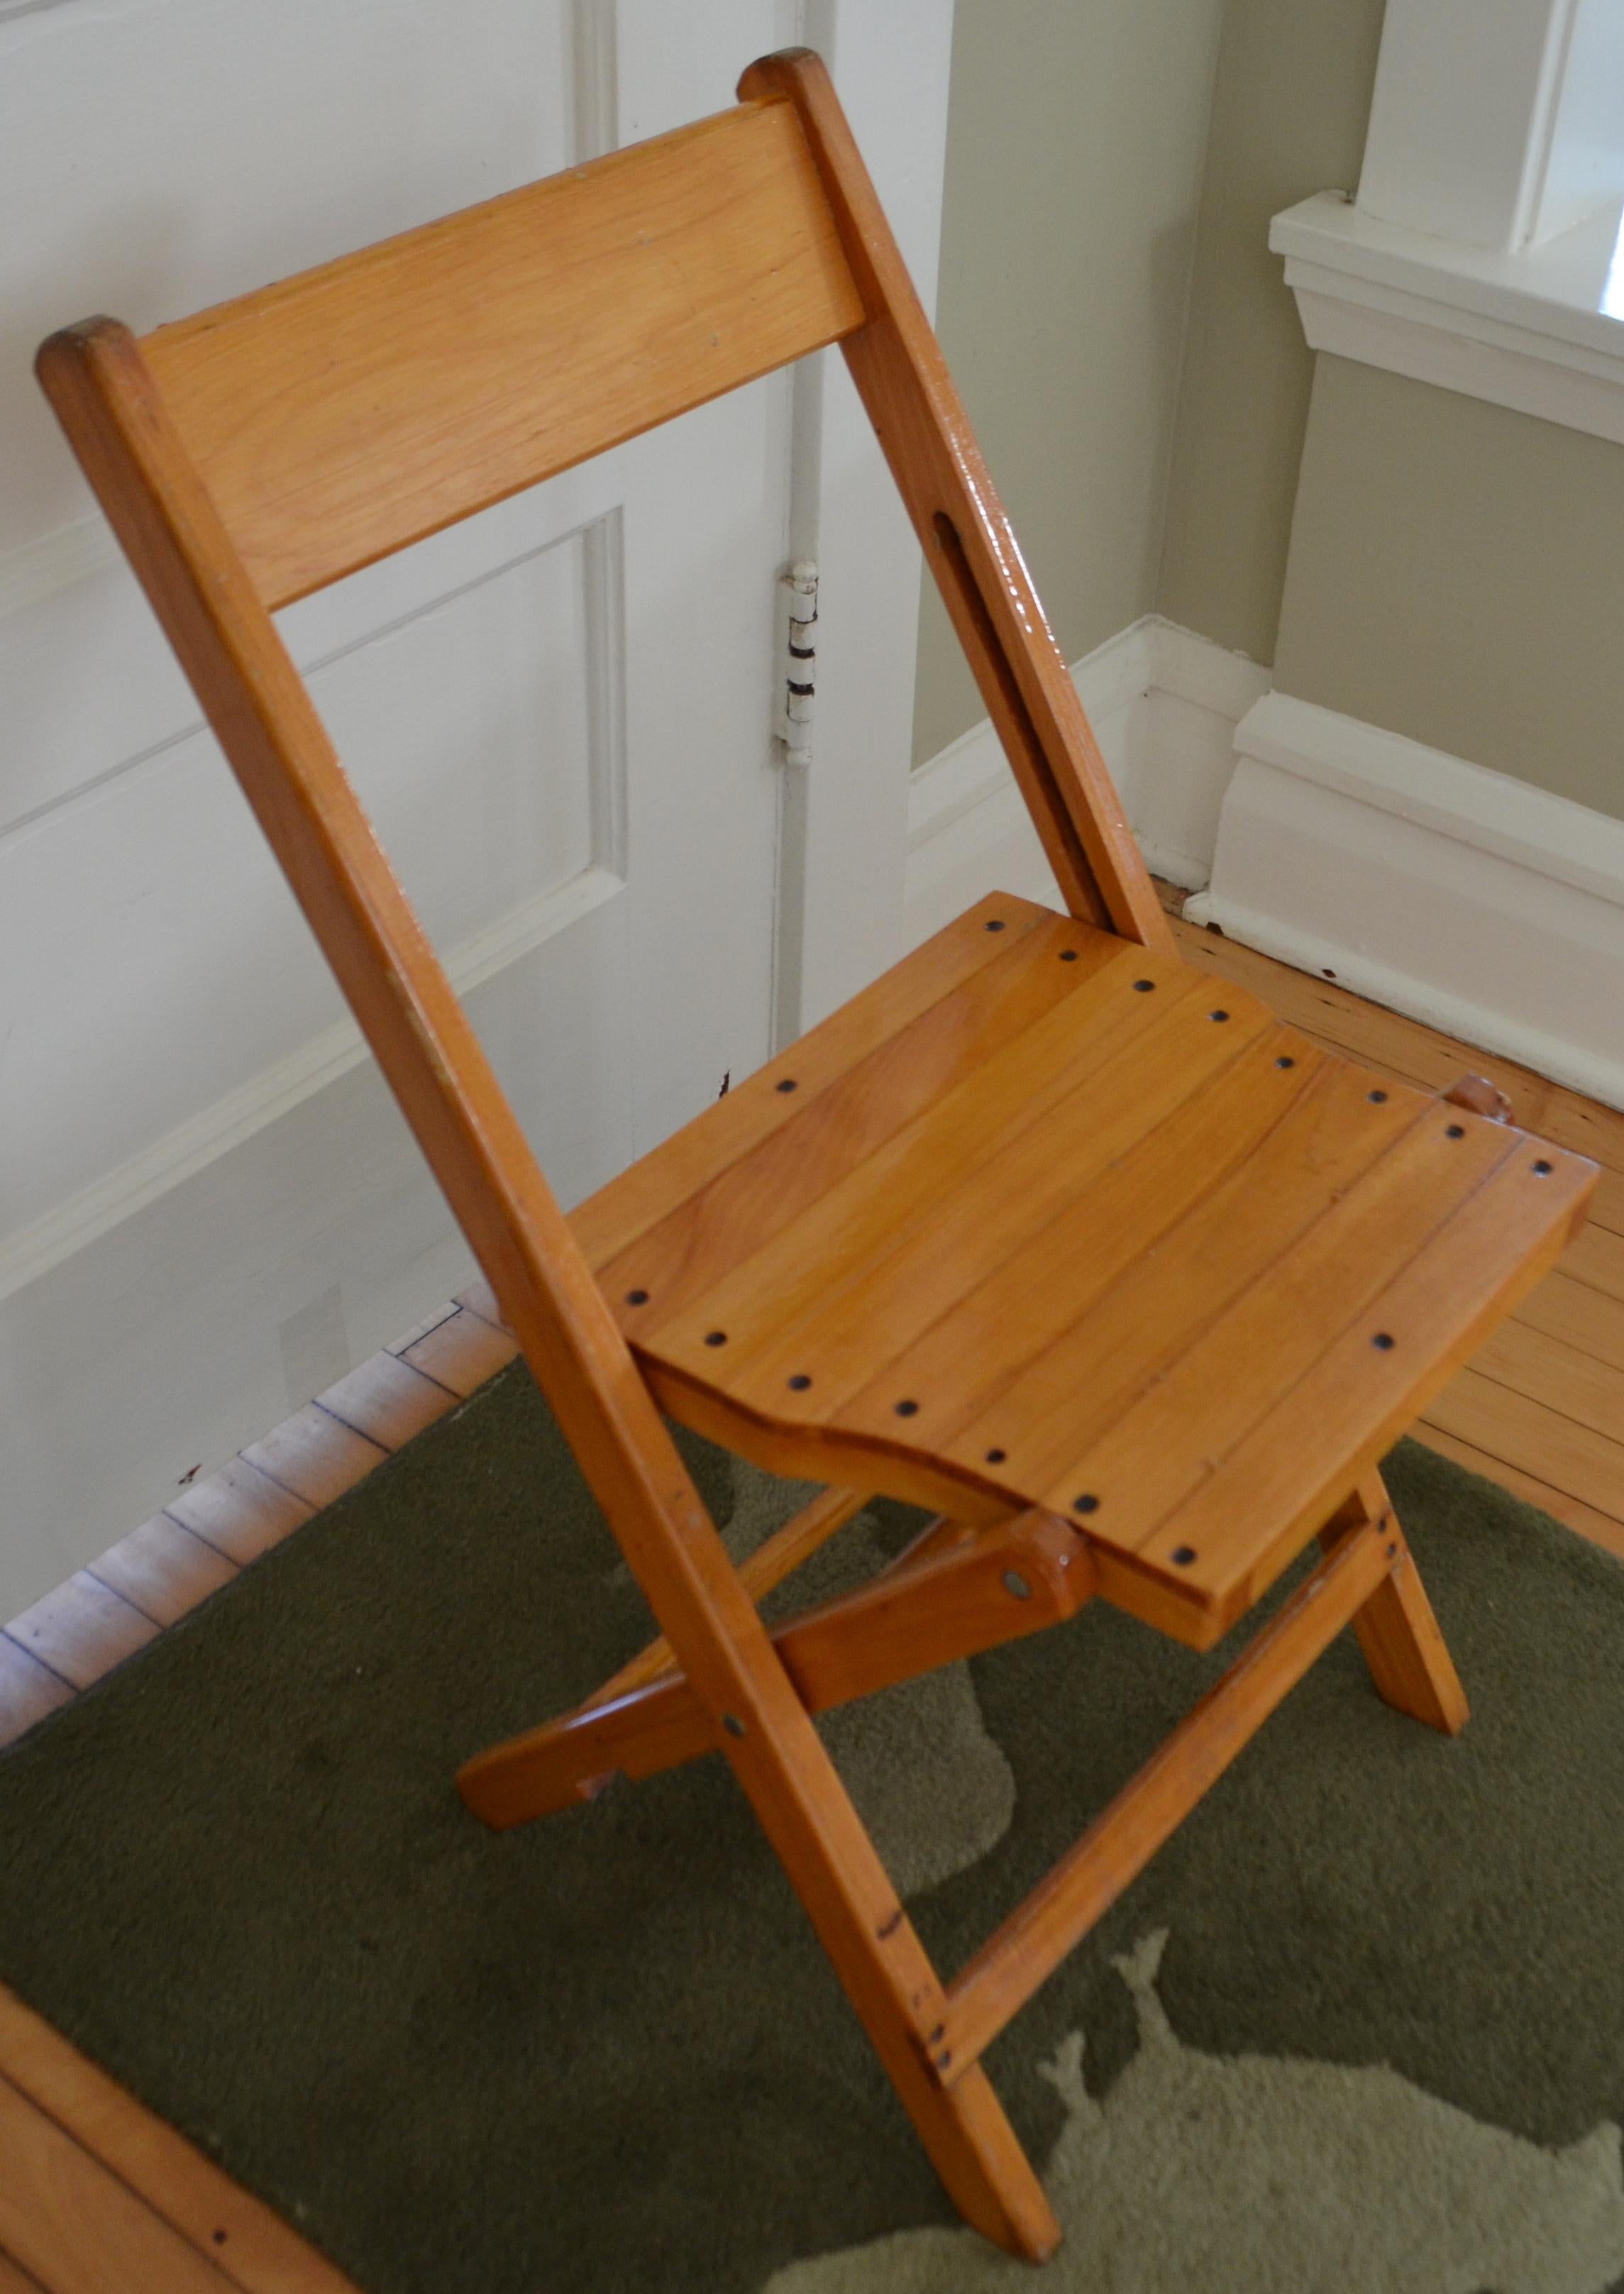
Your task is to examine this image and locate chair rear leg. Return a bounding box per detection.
[1321,1469,1468,1735]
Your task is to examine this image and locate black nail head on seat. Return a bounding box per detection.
[1276,1056,1295,1069]
[1369,1089,1388,1103]
[1447,1124,1465,1137]
[985,1447,1007,1464]
[625,1289,648,1306]
[1171,1545,1198,1567]
[985,919,1005,932]
[1372,1332,1396,1350]
[776,1079,797,1093]
[788,1373,812,1391]
[1073,1493,1100,1515]
[1533,1159,1553,1175]
[1210,1009,1230,1022]
[1060,949,1078,961]
[894,1399,919,1417]
[705,1330,727,1347]
[1133,979,1155,993]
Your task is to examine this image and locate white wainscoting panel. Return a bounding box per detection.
[0,0,807,1618]
[1192,690,1624,1112]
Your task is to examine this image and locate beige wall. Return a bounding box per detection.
[912,0,1226,763]
[1275,357,1624,822]
[913,0,1388,766]
[917,0,1624,829]
[1154,0,1386,663]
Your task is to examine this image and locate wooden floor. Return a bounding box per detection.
[1,894,1621,2288]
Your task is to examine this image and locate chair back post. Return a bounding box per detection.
[36,312,1047,2246]
[739,50,1172,954]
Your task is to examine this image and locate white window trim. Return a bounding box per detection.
[1272,0,1624,442]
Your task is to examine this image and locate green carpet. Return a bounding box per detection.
[1,1364,1623,2291]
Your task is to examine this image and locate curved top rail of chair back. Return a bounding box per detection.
[134,97,863,610]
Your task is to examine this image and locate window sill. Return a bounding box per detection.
[1271,190,1624,445]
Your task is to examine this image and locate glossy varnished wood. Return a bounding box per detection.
[39,96,1063,2250]
[740,51,1171,950]
[938,1515,1398,2077]
[140,100,864,609]
[460,1509,1093,1829]
[33,51,1587,2265]
[580,893,1593,1637]
[1158,889,1624,1560]
[0,1987,358,2293]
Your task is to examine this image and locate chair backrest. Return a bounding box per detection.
[35,49,1171,1589]
[140,98,865,609]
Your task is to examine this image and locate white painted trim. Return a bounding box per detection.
[0,514,121,620]
[0,862,622,1303]
[1355,0,1624,253]
[902,616,1268,949]
[1191,690,1624,1111]
[1274,190,1624,444]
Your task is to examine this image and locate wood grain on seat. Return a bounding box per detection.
[580,893,1595,1645]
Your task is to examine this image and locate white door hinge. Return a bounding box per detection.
[776,560,818,768]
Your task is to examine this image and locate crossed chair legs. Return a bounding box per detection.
[457,1465,1466,2261]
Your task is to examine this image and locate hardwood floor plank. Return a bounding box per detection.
[453,1278,507,1328]
[399,1305,518,1399]
[383,1301,460,1355]
[240,1405,386,1512]
[1425,1365,1624,1524]
[1515,1268,1624,1371]
[0,2069,235,2294]
[4,1577,158,1694]
[1413,1422,1624,1562]
[165,1460,314,1567]
[87,1517,238,1631]
[1562,1221,1624,1306]
[1471,1320,1624,1447]
[0,1638,74,1752]
[313,1354,455,1451]
[0,1990,358,2294]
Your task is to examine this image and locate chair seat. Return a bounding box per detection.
[575,893,1594,1647]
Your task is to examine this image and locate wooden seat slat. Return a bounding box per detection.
[571,895,1066,1269]
[935,1064,1432,1504]
[715,992,1282,1421]
[830,1028,1332,1447]
[595,910,1117,1330]
[1041,1107,1527,1552]
[1142,1140,1596,1625]
[641,946,1197,1377]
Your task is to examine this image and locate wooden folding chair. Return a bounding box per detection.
[39,50,1596,2262]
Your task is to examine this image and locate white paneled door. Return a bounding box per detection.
[0,0,954,1609]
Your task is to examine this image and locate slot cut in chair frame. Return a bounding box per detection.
[37,50,1593,2265]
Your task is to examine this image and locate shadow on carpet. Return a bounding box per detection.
[1,1364,1623,2293]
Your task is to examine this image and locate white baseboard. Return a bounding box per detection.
[1190,691,1624,1113]
[903,614,1268,949]
[907,619,1624,1118]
